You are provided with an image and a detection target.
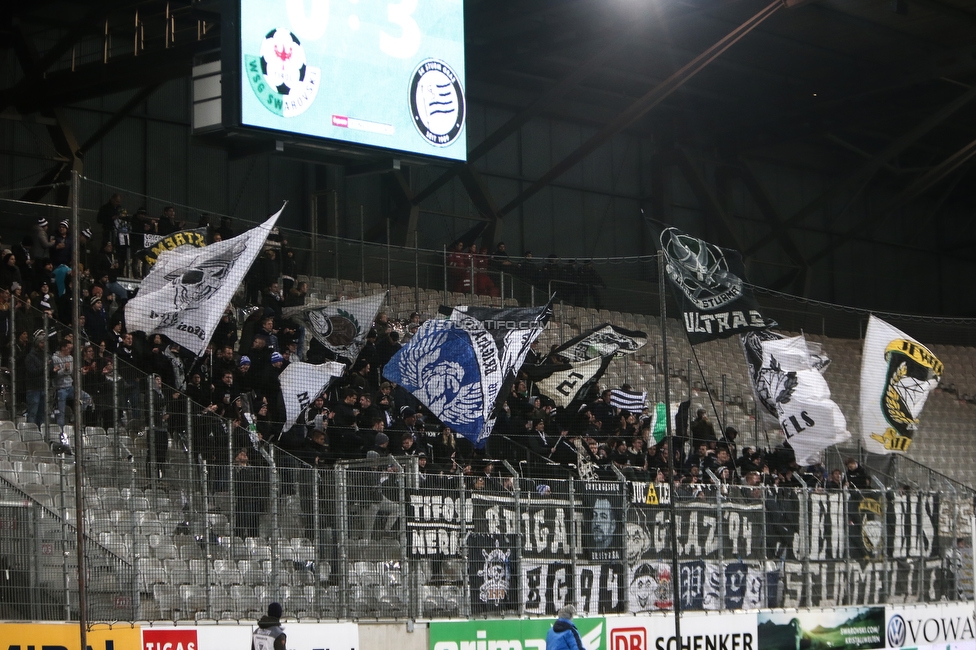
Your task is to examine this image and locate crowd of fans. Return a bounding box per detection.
[0,196,874,528]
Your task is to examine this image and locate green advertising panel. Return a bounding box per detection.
[430,617,606,650]
[758,607,885,650]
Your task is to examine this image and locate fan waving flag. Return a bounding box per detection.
[527,323,647,408]
[859,315,942,455]
[753,335,850,465]
[283,292,386,362]
[529,357,608,409]
[555,323,647,362]
[649,401,668,444]
[610,388,646,413]
[649,221,769,344]
[126,205,284,357]
[383,303,551,447]
[278,361,346,433]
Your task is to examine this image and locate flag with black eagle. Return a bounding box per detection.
[649,221,769,344]
[382,303,551,447]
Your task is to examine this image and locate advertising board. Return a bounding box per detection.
[758,607,886,650]
[0,623,141,650]
[606,612,758,650]
[429,617,606,650]
[885,603,976,649]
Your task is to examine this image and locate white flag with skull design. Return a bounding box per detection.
[125,204,284,357]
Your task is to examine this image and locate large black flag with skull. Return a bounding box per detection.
[649,222,769,345]
[125,205,284,356]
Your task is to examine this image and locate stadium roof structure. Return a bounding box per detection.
[2,0,976,310]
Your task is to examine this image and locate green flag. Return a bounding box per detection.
[650,402,668,444]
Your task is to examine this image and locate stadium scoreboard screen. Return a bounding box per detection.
[236,0,467,161]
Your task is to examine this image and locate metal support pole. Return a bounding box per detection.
[9,293,15,414]
[722,374,727,430]
[128,456,139,620]
[359,206,365,294]
[658,253,681,634]
[500,272,505,308]
[413,231,420,313]
[43,312,50,443]
[70,170,88,650]
[335,465,350,619]
[469,254,475,300]
[311,466,320,613]
[386,217,392,298]
[201,459,212,617]
[147,375,157,493]
[458,473,470,617]
[442,245,448,305]
[567,476,580,609]
[58,456,71,620]
[227,418,236,566]
[396,457,410,620]
[269,447,280,601]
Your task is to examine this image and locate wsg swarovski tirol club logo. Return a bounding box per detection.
[410,59,465,146]
[245,28,321,117]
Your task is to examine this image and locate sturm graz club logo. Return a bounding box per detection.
[409,59,465,147]
[245,28,321,117]
[887,614,907,647]
[660,227,743,311]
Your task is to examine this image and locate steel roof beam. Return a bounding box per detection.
[496,0,785,218]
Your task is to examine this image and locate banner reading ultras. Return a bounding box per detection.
[240,0,466,161]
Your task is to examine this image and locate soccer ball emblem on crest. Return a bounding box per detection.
[245,28,321,118]
[259,29,307,96]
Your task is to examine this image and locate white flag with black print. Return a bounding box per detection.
[279,360,346,433]
[759,335,850,465]
[742,327,832,431]
[535,357,608,408]
[859,315,942,455]
[126,205,284,357]
[610,388,646,413]
[283,292,386,362]
[554,323,647,362]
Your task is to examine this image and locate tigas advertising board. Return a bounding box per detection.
[606,612,758,650]
[885,603,976,650]
[141,623,359,650]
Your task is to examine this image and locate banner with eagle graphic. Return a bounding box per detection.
[283,292,386,362]
[859,315,943,455]
[746,333,849,465]
[383,303,551,447]
[125,205,284,357]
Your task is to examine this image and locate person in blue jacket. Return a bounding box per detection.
[546,605,584,650]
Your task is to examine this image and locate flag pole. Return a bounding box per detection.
[658,252,681,641]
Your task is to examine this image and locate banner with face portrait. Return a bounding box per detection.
[581,481,625,563]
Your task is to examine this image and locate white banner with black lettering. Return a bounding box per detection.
[126,205,284,356]
[758,335,850,465]
[278,360,346,432]
[859,315,943,455]
[535,357,607,408]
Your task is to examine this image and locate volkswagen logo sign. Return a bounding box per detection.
[887,614,907,647]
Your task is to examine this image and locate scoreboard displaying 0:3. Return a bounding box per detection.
[239,0,467,161]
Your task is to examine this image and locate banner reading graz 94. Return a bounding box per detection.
[430,617,606,650]
[650,222,769,345]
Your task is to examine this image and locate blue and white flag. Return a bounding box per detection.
[383,304,551,446]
